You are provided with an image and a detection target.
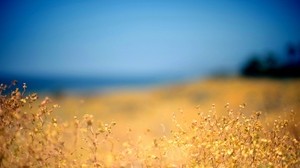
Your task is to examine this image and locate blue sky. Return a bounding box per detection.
[1,0,300,78]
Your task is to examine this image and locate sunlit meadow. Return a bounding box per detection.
[1,78,299,167]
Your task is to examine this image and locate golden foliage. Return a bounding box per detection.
[0,81,299,167]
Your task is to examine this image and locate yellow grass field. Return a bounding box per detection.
[1,77,300,167]
[53,77,300,137]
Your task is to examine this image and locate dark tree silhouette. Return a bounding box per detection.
[240,42,300,78]
[241,56,262,76]
[265,52,277,68]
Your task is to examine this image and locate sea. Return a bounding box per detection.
[0,73,198,95]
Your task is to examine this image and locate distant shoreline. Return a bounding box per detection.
[0,73,195,95]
